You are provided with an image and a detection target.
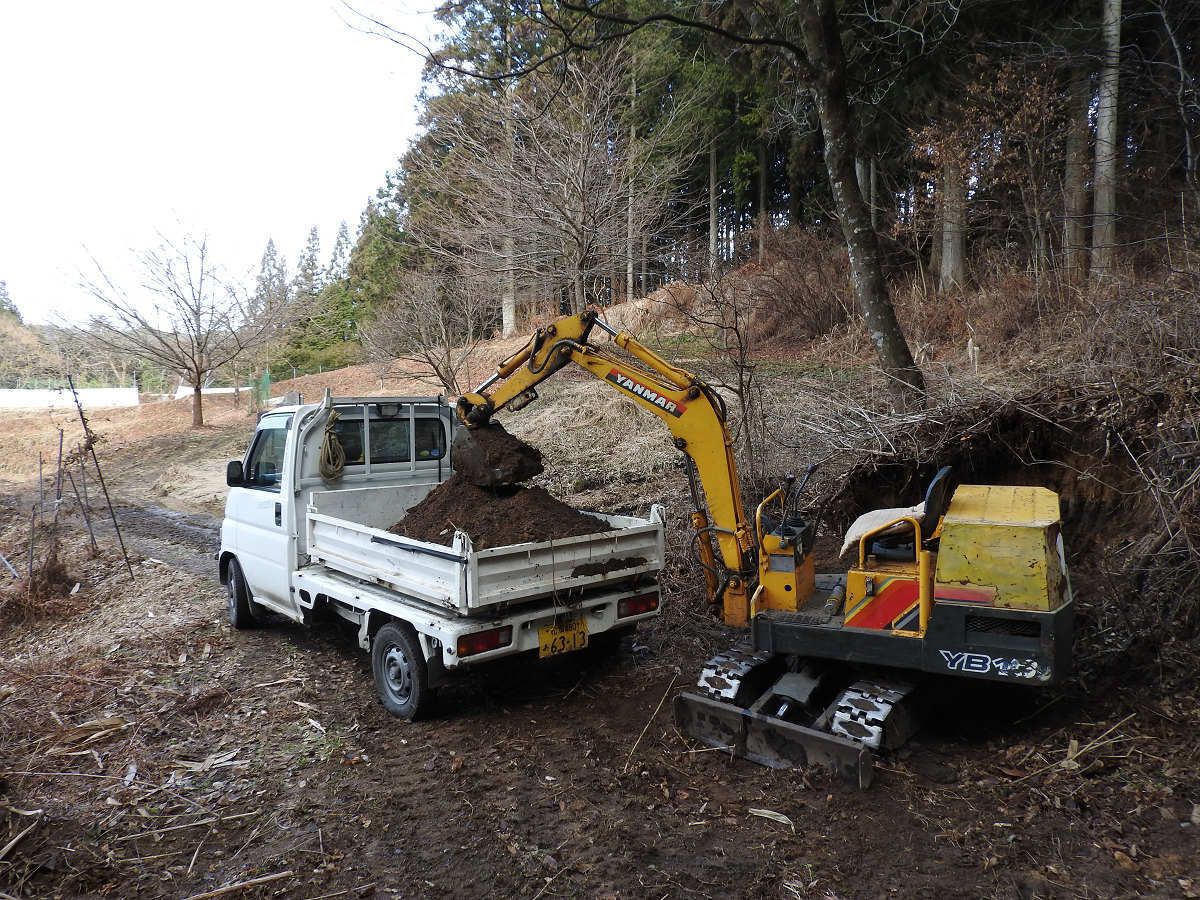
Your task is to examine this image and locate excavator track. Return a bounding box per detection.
[676,644,879,788]
[829,679,919,751]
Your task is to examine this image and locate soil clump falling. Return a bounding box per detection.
[450,421,544,488]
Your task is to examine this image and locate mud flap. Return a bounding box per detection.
[674,691,874,789]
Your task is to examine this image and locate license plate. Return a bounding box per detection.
[538,618,588,658]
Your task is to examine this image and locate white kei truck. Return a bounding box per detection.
[219,394,665,718]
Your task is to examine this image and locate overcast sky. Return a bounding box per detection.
[0,1,435,324]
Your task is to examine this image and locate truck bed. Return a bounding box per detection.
[306,484,665,615]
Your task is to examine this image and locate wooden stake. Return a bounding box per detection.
[66,469,98,551]
[67,376,133,578]
[79,444,90,509]
[54,429,64,501]
[54,428,64,522]
[27,506,36,580]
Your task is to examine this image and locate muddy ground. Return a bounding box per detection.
[2,480,1198,900]
[3,374,1200,899]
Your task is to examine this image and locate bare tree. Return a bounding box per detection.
[362,271,498,395]
[403,50,694,322]
[82,235,283,426]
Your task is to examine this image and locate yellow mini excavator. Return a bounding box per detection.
[456,310,1074,786]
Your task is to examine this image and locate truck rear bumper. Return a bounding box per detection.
[293,567,659,670]
[444,587,660,668]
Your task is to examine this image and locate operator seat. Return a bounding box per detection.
[839,466,953,561]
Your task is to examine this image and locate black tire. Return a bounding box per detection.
[371,622,432,720]
[226,559,258,630]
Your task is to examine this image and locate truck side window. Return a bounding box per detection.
[367,418,445,464]
[334,419,365,466]
[414,419,445,460]
[244,415,291,489]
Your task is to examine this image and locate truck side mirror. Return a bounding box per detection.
[226,460,244,486]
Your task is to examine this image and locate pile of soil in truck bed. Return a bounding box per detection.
[389,476,610,550]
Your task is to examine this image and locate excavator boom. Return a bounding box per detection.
[456,309,758,626]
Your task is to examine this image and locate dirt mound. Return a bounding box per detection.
[391,475,608,550]
[451,422,544,488]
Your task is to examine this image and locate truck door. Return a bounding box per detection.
[228,413,298,618]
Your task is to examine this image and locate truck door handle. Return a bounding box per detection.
[275,502,282,526]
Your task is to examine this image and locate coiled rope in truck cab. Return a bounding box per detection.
[319,409,345,482]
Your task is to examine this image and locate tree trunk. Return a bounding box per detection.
[708,141,719,275]
[799,2,924,403]
[758,140,768,265]
[870,158,879,232]
[1063,67,1091,277]
[1157,6,1198,214]
[192,383,204,427]
[939,160,967,291]
[788,133,804,226]
[501,23,518,335]
[641,233,649,295]
[929,188,943,283]
[627,66,637,302]
[1090,0,1122,278]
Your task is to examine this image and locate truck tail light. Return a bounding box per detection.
[618,592,659,618]
[457,626,512,657]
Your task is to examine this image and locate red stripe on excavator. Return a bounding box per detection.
[934,585,997,605]
[845,578,921,630]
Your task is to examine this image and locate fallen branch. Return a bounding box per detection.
[178,869,294,900]
[114,811,257,842]
[0,819,39,861]
[623,674,678,774]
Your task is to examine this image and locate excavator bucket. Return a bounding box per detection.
[451,422,544,489]
[674,692,875,789]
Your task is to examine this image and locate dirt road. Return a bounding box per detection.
[2,495,1198,899]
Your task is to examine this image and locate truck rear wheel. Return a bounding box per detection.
[226,559,258,630]
[371,622,432,720]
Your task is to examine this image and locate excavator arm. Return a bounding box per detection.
[456,310,757,626]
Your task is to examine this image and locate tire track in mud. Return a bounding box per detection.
[89,502,219,577]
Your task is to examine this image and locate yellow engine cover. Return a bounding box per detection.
[933,485,1067,611]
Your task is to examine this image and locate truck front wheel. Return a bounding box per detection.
[226,559,258,630]
[371,623,432,720]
